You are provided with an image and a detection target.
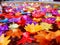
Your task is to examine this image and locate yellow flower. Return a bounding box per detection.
[56,17,60,22]
[54,4,58,8]
[40,22,52,31]
[58,10,60,13]
[27,6,35,12]
[24,23,42,33]
[45,5,51,8]
[33,18,42,22]
[0,34,10,45]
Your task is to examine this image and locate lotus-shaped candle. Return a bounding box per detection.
[40,22,52,31]
[6,29,22,38]
[45,5,53,12]
[42,17,56,24]
[56,21,60,28]
[56,17,60,22]
[52,9,58,15]
[8,18,19,23]
[58,10,60,14]
[55,30,60,43]
[45,13,52,18]
[24,23,42,33]
[0,34,10,45]
[34,30,56,45]
[0,18,8,23]
[8,23,22,38]
[33,18,42,22]
[17,15,32,26]
[17,32,34,45]
[9,23,19,29]
[34,31,50,45]
[15,12,21,16]
[57,9,60,16]
[20,10,27,15]
[27,6,35,12]
[0,23,9,36]
[55,30,60,37]
[32,10,45,18]
[0,23,9,31]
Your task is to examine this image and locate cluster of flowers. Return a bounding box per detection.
[0,2,60,45]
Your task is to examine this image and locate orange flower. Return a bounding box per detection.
[55,30,60,37]
[56,22,60,28]
[34,31,50,45]
[56,36,60,44]
[15,12,21,16]
[34,31,56,45]
[56,17,60,22]
[33,18,42,22]
[46,31,55,41]
[6,29,22,38]
[55,30,60,43]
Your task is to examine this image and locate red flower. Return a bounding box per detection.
[17,18,26,26]
[4,13,14,19]
[17,32,34,45]
[32,10,45,18]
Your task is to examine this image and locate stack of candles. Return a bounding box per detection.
[0,2,60,45]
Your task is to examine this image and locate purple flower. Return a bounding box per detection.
[0,31,3,36]
[21,15,37,25]
[8,18,20,22]
[42,17,56,24]
[26,20,37,25]
[40,8,47,12]
[52,10,58,15]
[22,15,32,21]
[0,24,9,31]
[0,24,9,36]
